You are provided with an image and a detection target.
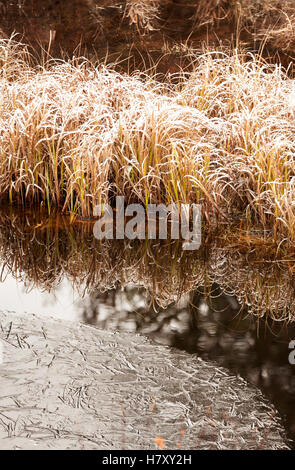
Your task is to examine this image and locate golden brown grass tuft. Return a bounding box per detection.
[124,0,163,32]
[1,39,295,248]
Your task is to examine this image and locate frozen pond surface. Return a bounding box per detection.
[0,311,289,450]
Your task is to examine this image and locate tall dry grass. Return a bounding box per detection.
[0,39,295,246]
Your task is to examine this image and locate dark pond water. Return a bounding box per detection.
[0,0,192,73]
[0,207,295,447]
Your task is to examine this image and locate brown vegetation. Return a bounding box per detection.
[1,39,295,251]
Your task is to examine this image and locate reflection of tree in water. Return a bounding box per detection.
[81,284,295,446]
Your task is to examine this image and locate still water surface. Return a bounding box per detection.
[0,207,295,446]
